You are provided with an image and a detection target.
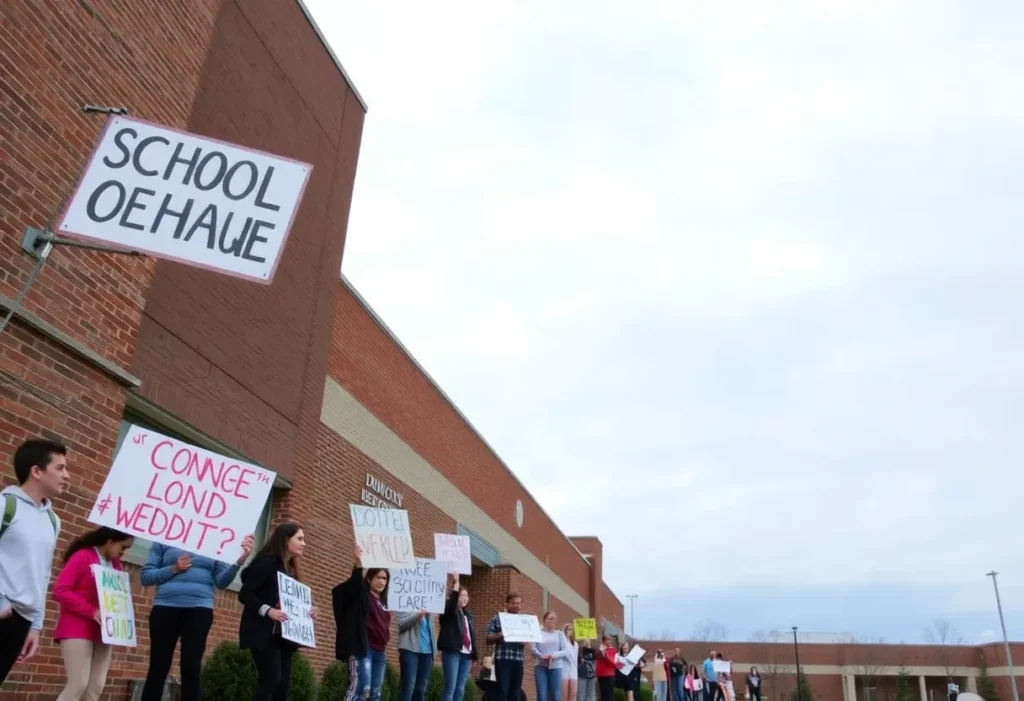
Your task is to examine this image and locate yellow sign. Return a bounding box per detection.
[574,618,598,640]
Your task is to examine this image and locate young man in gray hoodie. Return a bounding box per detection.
[0,438,69,683]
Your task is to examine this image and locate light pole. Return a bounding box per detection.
[793,627,803,701]
[987,571,1020,701]
[627,595,638,638]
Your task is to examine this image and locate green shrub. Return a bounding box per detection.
[291,651,318,701]
[201,641,257,701]
[321,660,351,701]
[614,690,627,701]
[638,687,654,701]
[462,673,477,701]
[382,662,401,701]
[201,641,319,701]
[423,664,445,701]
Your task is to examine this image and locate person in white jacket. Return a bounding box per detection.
[0,439,69,683]
[531,611,572,701]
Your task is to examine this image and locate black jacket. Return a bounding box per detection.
[437,589,478,660]
[332,566,369,660]
[238,555,297,651]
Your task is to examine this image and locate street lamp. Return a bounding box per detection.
[793,627,803,701]
[987,572,1020,701]
[627,595,638,637]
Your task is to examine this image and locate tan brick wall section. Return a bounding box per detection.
[321,376,590,616]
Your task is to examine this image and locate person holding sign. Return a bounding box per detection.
[332,545,392,701]
[438,573,478,701]
[52,526,134,701]
[238,523,315,701]
[531,611,571,701]
[486,594,527,701]
[140,535,256,701]
[595,635,623,701]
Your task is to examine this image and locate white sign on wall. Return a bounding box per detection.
[57,115,312,283]
[87,424,275,564]
[498,613,544,643]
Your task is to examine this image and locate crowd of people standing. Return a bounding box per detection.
[647,649,762,701]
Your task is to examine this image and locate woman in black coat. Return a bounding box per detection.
[332,545,391,701]
[437,573,478,701]
[238,522,314,701]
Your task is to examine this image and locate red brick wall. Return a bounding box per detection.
[1,0,364,698]
[131,0,364,484]
[330,284,593,603]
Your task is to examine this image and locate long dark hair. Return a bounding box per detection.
[364,567,389,599]
[63,527,131,563]
[252,522,303,579]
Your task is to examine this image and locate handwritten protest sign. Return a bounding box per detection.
[388,558,447,614]
[92,565,136,646]
[88,425,275,564]
[619,645,646,675]
[350,504,415,569]
[434,533,472,575]
[498,612,544,643]
[573,618,598,640]
[278,572,316,647]
[712,659,732,674]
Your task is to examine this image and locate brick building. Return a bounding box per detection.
[634,637,1024,701]
[0,1,624,699]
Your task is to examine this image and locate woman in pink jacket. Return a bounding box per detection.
[52,526,133,701]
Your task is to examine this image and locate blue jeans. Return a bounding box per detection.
[536,666,564,701]
[400,649,434,701]
[672,677,685,701]
[356,650,388,701]
[442,651,473,701]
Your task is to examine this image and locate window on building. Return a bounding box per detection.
[113,415,276,586]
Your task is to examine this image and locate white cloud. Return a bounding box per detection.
[307,0,1024,634]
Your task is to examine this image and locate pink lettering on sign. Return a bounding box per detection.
[89,425,276,563]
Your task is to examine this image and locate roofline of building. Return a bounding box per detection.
[338,275,595,570]
[295,0,368,113]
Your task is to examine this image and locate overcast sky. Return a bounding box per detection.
[306,0,1024,643]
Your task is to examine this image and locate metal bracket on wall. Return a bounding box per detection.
[0,105,135,338]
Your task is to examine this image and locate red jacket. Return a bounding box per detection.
[596,646,622,678]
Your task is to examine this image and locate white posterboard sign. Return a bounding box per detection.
[350,505,415,569]
[88,424,275,564]
[278,572,316,647]
[619,646,646,675]
[434,533,472,575]
[57,115,312,284]
[387,558,447,614]
[92,565,136,647]
[498,612,544,643]
[712,659,731,674]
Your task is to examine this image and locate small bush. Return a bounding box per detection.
[321,660,351,701]
[202,641,258,701]
[638,687,654,701]
[614,690,627,701]
[382,662,401,701]
[291,651,319,701]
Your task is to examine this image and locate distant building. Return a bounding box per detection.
[634,638,1022,701]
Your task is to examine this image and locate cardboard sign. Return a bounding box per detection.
[92,565,136,647]
[574,618,598,640]
[278,572,316,648]
[434,533,472,575]
[498,612,544,643]
[712,659,731,674]
[57,115,312,283]
[350,505,415,569]
[88,425,275,564]
[387,558,447,614]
